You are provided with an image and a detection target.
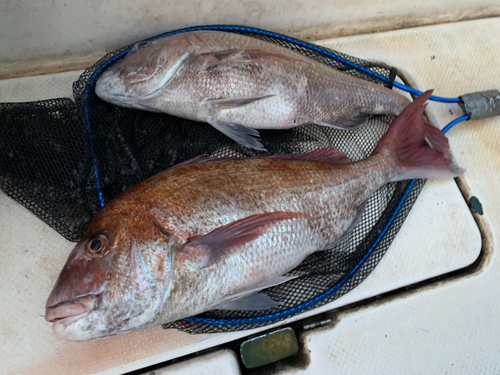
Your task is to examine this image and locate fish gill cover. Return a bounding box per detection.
[0,25,424,333]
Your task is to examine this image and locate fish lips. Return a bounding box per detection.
[45,294,97,339]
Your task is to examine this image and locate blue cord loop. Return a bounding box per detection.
[392,82,462,103]
[83,26,469,323]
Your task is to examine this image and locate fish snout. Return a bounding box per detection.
[95,69,124,102]
[45,238,111,313]
[45,267,106,310]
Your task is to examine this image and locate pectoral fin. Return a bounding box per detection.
[183,211,310,269]
[208,94,275,110]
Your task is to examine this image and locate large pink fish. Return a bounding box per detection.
[45,91,462,341]
[95,30,410,150]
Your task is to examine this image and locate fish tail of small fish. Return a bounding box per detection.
[372,89,464,181]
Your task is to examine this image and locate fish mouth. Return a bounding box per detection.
[45,296,96,334]
[94,71,129,102]
[45,302,87,322]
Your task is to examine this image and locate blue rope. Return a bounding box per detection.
[84,49,131,207]
[392,82,462,103]
[83,104,105,207]
[442,115,470,133]
[150,25,463,103]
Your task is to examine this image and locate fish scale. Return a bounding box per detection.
[144,157,390,326]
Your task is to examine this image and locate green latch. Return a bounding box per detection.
[240,327,299,369]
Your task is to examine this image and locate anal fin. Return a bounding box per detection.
[320,200,367,250]
[212,275,298,311]
[314,112,372,130]
[207,117,266,151]
[213,293,281,311]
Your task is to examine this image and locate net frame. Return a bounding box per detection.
[0,25,424,334]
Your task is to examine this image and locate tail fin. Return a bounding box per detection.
[372,90,464,181]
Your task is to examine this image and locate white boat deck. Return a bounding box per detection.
[1,16,498,375]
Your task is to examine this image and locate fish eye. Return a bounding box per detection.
[137,41,149,48]
[86,234,108,256]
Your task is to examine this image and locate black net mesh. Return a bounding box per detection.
[0,26,424,334]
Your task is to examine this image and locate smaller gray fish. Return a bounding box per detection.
[95,30,410,150]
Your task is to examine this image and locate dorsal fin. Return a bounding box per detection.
[171,148,350,170]
[194,49,296,70]
[263,148,349,164]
